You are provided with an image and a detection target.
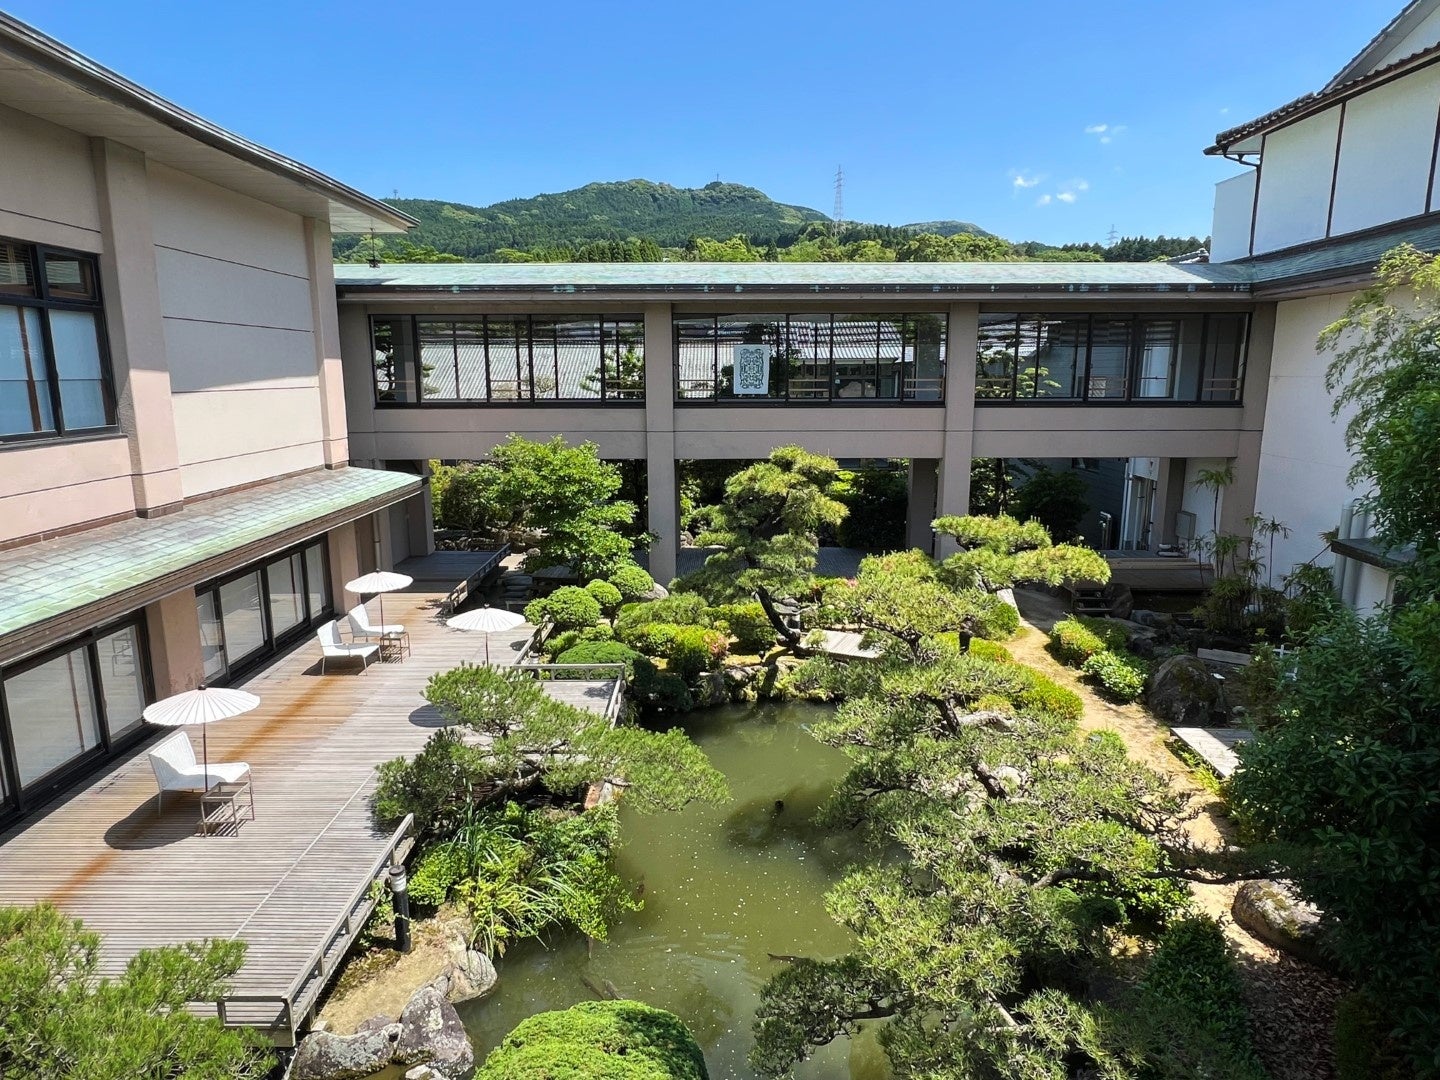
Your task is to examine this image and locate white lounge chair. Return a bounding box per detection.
[147,730,249,815]
[346,603,405,640]
[317,619,379,673]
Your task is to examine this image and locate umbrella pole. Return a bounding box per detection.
[485,634,491,667]
[202,722,210,789]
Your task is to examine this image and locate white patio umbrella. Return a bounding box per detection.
[447,605,526,665]
[345,571,414,635]
[142,685,259,786]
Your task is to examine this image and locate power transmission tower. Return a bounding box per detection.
[1105,223,1119,246]
[833,166,844,237]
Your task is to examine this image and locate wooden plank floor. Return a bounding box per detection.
[0,583,617,1040]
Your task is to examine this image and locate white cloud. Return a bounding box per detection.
[1035,193,1052,207]
[1056,191,1077,204]
[1087,123,1126,145]
[1009,169,1042,191]
[1085,124,1108,134]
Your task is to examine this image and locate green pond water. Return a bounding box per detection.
[455,700,893,1079]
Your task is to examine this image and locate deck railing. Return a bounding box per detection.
[516,662,628,722]
[207,812,415,1047]
[438,543,511,617]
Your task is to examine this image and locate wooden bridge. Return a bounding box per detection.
[0,559,621,1047]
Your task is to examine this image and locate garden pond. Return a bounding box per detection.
[457,700,894,1079]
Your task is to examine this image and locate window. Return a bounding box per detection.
[674,313,947,403]
[0,239,113,440]
[0,614,151,807]
[975,312,1248,404]
[372,315,645,403]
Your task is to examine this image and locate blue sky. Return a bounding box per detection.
[4,0,1407,244]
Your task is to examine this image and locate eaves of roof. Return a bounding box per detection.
[1235,213,1440,293]
[1206,39,1440,156]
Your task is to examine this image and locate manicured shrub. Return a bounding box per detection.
[608,562,656,603]
[615,593,711,633]
[524,585,603,632]
[1081,648,1149,703]
[666,626,728,679]
[971,592,1020,639]
[1048,615,1129,666]
[631,657,694,713]
[545,624,614,659]
[618,622,681,657]
[555,641,643,679]
[1014,670,1084,722]
[710,601,774,654]
[477,999,709,1080]
[1132,916,1267,1080]
[584,578,624,618]
[966,638,1012,663]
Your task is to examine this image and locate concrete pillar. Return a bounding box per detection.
[91,138,184,516]
[329,521,362,608]
[906,459,939,553]
[304,218,351,467]
[643,303,678,583]
[1152,457,1186,547]
[935,303,978,557]
[145,590,203,696]
[1219,430,1263,539]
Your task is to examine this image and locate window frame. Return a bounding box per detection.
[0,610,153,818]
[0,237,118,445]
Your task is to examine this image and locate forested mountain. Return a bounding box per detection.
[332,178,1206,265]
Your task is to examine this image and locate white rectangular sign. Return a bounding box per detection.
[732,344,772,395]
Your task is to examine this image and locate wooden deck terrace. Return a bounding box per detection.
[0,569,620,1047]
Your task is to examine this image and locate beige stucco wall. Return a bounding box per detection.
[148,164,326,497]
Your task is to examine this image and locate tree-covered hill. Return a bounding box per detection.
[900,218,993,237]
[336,180,830,261]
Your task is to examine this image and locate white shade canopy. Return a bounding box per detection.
[345,571,413,595]
[143,685,260,727]
[447,606,527,633]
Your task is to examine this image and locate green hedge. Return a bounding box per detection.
[1014,669,1085,723]
[667,626,729,679]
[554,641,643,679]
[710,602,774,654]
[1081,649,1149,703]
[1048,615,1129,665]
[525,586,603,631]
[477,999,709,1079]
[615,594,712,634]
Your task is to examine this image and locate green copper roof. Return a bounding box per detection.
[0,467,419,645]
[334,260,1252,295]
[1241,216,1440,288]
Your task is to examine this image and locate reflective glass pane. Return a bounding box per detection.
[486,319,529,401]
[305,543,327,620]
[600,320,644,400]
[905,314,946,400]
[0,304,54,435]
[528,319,561,401]
[716,315,784,399]
[267,554,304,637]
[372,318,416,402]
[97,625,145,741]
[0,242,35,298]
[832,315,883,399]
[1202,314,1247,402]
[1087,318,1131,399]
[43,252,97,301]
[454,321,488,400]
[976,314,1018,399]
[785,316,831,400]
[49,309,109,428]
[675,318,718,399]
[219,573,266,663]
[5,647,101,787]
[196,591,226,680]
[1030,316,1086,399]
[417,320,458,400]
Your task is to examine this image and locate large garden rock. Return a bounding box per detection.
[1232,879,1324,965]
[291,1023,403,1080]
[442,940,498,1004]
[692,671,731,708]
[395,984,475,1078]
[1145,654,1229,726]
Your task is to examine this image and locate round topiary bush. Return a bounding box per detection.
[584,578,624,618]
[476,999,709,1079]
[608,563,657,603]
[615,594,711,634]
[710,601,774,655]
[525,585,603,632]
[554,641,643,679]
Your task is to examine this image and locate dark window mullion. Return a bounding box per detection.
[1082,316,1095,402]
[1195,314,1211,403]
[36,297,65,433]
[85,642,111,753]
[827,314,835,402]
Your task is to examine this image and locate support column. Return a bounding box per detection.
[643,303,679,584]
[906,459,939,553]
[92,138,184,515]
[145,590,204,697]
[1151,457,1185,547]
[935,303,978,557]
[329,521,362,606]
[1219,431,1263,539]
[304,217,350,467]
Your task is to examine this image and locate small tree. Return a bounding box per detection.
[676,445,848,603]
[478,1000,709,1079]
[0,904,274,1079]
[932,513,1111,591]
[1011,465,1089,540]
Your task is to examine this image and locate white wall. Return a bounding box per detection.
[1373,4,1440,69]
[0,103,102,250]
[1252,107,1342,254]
[1210,171,1257,262]
[147,164,325,496]
[1251,291,1360,581]
[1330,65,1440,235]
[1179,456,1229,550]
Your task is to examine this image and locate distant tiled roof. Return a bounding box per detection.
[0,467,419,655]
[335,260,1252,296]
[1207,40,1440,155]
